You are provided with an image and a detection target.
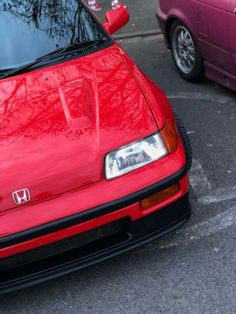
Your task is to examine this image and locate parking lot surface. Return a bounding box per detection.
[1,34,235,314]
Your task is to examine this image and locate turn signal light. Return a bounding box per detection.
[140,183,180,210]
[161,119,179,153]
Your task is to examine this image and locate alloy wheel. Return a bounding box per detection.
[172,26,196,74]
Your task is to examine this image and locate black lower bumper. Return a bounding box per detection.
[0,193,191,295]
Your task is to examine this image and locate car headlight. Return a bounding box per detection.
[105,132,168,179]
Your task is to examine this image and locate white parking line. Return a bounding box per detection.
[167,92,233,105]
[190,159,214,197]
[136,208,236,253]
[199,187,236,205]
[159,208,236,249]
[190,159,236,205]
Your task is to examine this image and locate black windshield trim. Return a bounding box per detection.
[0,39,112,79]
[0,41,113,79]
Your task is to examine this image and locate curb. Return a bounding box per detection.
[113,29,162,40]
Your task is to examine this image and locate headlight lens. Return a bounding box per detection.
[105,133,168,179]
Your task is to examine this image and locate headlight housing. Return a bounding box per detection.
[105,132,168,179]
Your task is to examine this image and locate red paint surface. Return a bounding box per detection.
[0,41,189,258]
[0,45,157,212]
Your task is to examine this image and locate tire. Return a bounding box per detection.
[175,116,192,171]
[170,21,204,82]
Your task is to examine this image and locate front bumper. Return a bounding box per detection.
[0,118,192,294]
[0,192,190,295]
[0,115,191,294]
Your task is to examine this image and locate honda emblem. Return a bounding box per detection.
[12,188,31,205]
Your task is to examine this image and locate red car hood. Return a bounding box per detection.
[0,45,157,212]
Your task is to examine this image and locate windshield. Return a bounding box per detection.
[0,0,109,70]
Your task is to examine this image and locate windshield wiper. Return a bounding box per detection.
[0,39,108,79]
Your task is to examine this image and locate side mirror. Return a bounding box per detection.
[103,7,129,35]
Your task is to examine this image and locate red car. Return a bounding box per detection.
[157,0,236,91]
[0,0,191,294]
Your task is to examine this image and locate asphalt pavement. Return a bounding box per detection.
[1,1,236,313]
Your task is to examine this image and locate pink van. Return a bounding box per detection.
[157,0,236,91]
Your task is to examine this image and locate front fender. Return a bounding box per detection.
[116,45,175,129]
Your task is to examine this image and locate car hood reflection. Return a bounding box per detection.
[0,45,157,212]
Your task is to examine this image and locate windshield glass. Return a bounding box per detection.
[0,0,109,69]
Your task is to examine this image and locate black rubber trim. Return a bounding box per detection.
[0,164,188,249]
[176,116,192,171]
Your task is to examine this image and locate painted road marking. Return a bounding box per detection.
[190,159,214,198]
[199,186,236,205]
[167,92,234,105]
[190,159,236,205]
[159,208,235,249]
[136,207,235,253]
